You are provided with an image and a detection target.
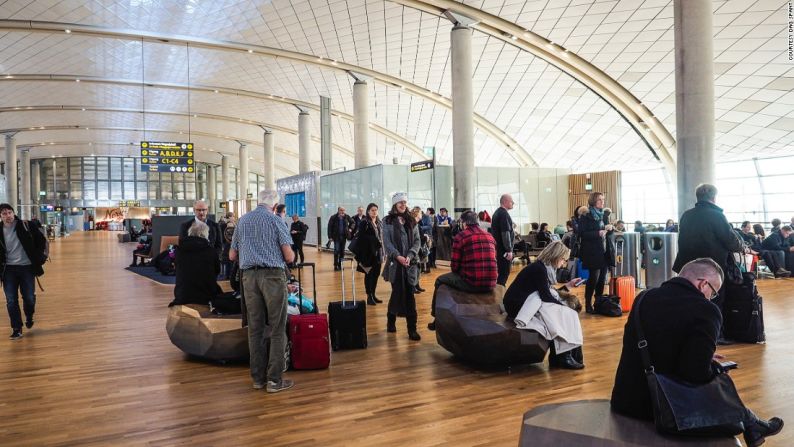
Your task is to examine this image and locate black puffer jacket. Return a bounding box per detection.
[672,201,743,273]
[170,236,221,306]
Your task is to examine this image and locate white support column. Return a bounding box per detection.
[207,164,216,212]
[31,160,41,206]
[451,25,475,216]
[51,160,57,199]
[221,155,230,202]
[4,135,18,211]
[238,143,249,201]
[674,0,714,216]
[298,111,311,174]
[263,130,275,190]
[353,80,371,169]
[20,149,31,219]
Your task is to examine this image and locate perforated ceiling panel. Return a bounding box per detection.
[0,0,791,174]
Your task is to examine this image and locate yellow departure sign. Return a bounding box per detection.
[140,141,195,172]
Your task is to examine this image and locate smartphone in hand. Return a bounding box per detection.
[719,361,738,371]
[575,278,587,287]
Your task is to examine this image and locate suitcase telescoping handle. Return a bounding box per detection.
[293,262,318,315]
[340,257,356,305]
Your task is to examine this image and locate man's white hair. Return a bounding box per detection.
[258,190,279,207]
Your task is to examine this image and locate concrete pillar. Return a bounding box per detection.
[238,143,249,200]
[31,160,41,204]
[4,135,18,210]
[51,160,57,198]
[674,0,714,216]
[353,80,371,169]
[451,25,475,216]
[298,111,311,174]
[263,130,275,190]
[20,149,30,219]
[207,164,216,212]
[221,155,230,202]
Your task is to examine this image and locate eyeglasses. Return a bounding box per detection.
[698,278,719,300]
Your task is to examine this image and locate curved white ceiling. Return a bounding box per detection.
[0,0,791,177]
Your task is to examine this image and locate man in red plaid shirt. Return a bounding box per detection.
[428,210,497,330]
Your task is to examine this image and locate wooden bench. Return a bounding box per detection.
[134,235,179,265]
[519,400,740,446]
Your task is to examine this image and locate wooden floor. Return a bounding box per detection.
[1,232,793,446]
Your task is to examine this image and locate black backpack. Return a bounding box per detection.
[595,295,622,317]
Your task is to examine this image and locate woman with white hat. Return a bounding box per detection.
[382,192,422,340]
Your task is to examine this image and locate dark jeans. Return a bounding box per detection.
[333,238,346,268]
[364,262,382,296]
[496,251,511,286]
[584,266,609,307]
[4,265,36,331]
[428,246,436,267]
[431,271,492,317]
[292,242,305,265]
[759,250,781,272]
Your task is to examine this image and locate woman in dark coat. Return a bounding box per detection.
[382,192,421,341]
[353,203,384,306]
[170,221,222,307]
[577,192,614,313]
[536,222,553,247]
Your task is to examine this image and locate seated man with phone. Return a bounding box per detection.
[611,258,782,446]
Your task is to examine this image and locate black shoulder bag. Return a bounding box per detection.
[633,292,746,436]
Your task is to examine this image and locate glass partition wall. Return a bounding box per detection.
[4,156,267,211]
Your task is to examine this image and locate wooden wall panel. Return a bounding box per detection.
[568,171,622,220]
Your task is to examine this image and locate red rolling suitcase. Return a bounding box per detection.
[288,262,331,370]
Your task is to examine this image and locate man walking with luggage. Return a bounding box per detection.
[1,203,47,340]
[491,194,515,286]
[327,207,354,271]
[230,190,295,393]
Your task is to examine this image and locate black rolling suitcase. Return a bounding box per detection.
[328,258,367,350]
[723,271,765,343]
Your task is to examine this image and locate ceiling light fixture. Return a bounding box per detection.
[64,29,71,33]
[247,49,253,53]
[75,79,80,82]
[3,75,12,79]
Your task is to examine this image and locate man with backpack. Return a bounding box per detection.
[0,203,47,340]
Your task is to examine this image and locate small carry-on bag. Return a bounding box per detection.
[288,262,331,369]
[328,258,367,350]
[723,271,765,344]
[610,237,637,312]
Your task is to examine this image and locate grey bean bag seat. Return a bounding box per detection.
[434,284,549,365]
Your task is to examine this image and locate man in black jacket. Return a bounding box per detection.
[491,194,515,286]
[611,258,783,446]
[672,184,743,314]
[290,214,309,265]
[179,200,222,255]
[327,207,354,271]
[761,225,794,272]
[1,203,47,340]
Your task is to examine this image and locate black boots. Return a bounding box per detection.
[549,345,584,369]
[744,417,784,447]
[387,314,397,333]
[371,295,383,304]
[367,294,377,306]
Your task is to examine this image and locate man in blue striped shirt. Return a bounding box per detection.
[230,190,295,393]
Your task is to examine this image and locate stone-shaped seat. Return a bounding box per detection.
[166,304,248,362]
[519,400,740,446]
[434,284,549,365]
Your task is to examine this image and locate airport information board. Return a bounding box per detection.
[140,141,195,173]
